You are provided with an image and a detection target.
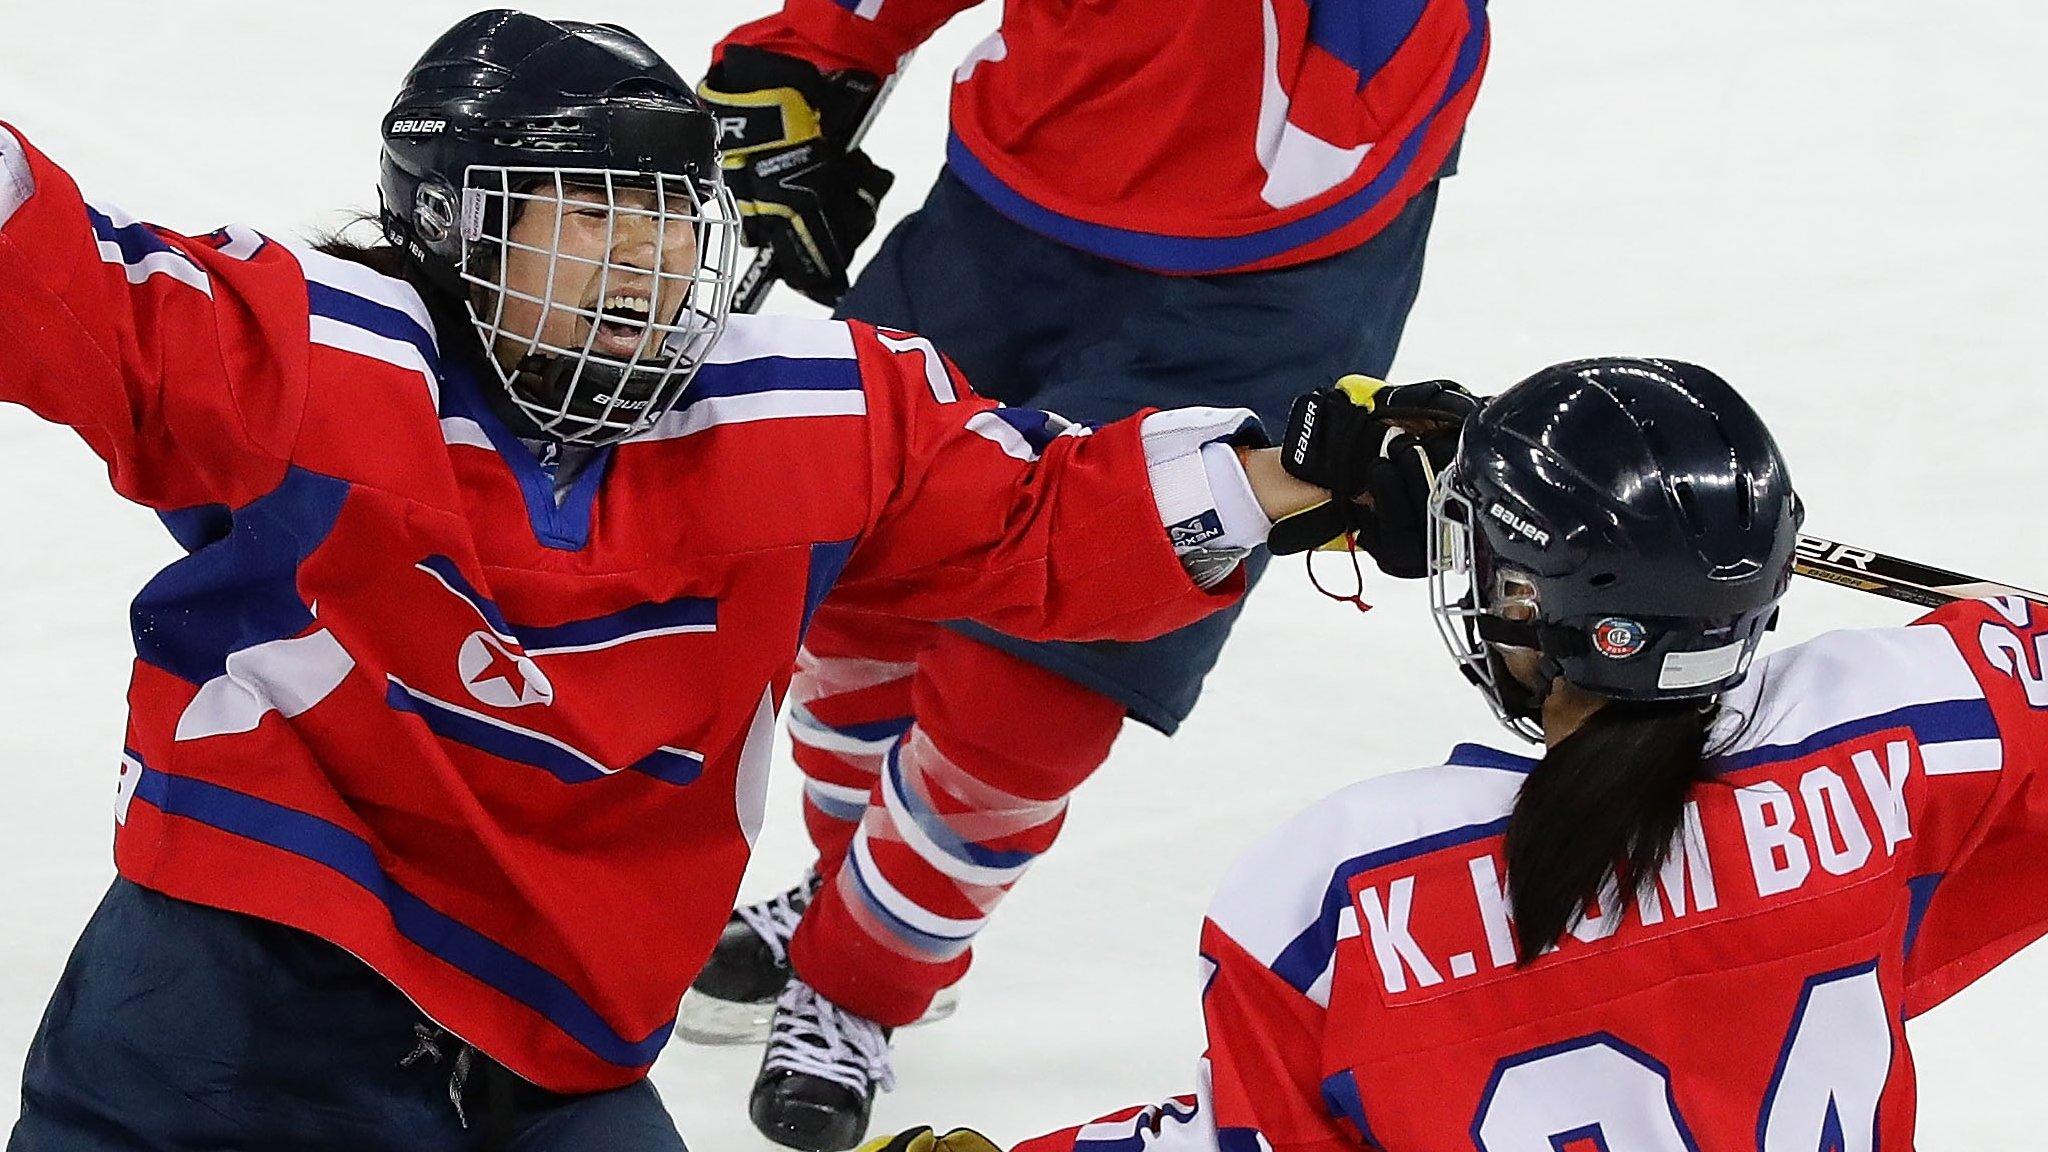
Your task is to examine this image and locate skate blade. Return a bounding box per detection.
[675,984,961,1046]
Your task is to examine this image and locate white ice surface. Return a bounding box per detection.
[2,1,2046,1146]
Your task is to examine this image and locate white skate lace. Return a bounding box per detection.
[761,979,897,1095]
[733,872,820,967]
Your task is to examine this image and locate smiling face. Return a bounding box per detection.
[483,181,702,375]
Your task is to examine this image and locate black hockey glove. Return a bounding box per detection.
[1270,375,1482,575]
[700,45,896,307]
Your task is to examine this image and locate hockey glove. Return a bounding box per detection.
[857,1126,1001,1152]
[701,45,896,307]
[1270,375,1482,575]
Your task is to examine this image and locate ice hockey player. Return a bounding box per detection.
[691,0,1491,1143]
[864,356,2048,1151]
[0,10,1461,1150]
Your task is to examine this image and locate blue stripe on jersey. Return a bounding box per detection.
[1307,0,1431,83]
[1712,697,1998,774]
[883,742,1039,871]
[1216,1130,1269,1152]
[125,753,672,1069]
[518,596,718,655]
[416,554,516,638]
[131,468,350,686]
[801,538,859,643]
[437,361,613,553]
[628,746,706,787]
[387,679,609,784]
[1446,742,1537,774]
[1074,1103,1204,1152]
[987,407,1074,455]
[1268,816,1509,994]
[86,206,191,270]
[682,355,862,402]
[943,0,1481,272]
[306,280,439,365]
[1321,1069,1379,1146]
[1904,873,1943,957]
[157,502,233,554]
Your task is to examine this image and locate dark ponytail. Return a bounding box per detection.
[1504,698,1711,963]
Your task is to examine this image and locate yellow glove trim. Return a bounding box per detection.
[855,1127,1001,1152]
[696,82,824,159]
[1333,373,1390,411]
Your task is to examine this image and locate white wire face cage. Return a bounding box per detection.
[1427,474,1546,743]
[458,165,743,446]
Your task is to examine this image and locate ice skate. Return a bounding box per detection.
[749,978,893,1152]
[678,873,958,1044]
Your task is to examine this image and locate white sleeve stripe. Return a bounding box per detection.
[1921,738,2004,776]
[309,316,439,406]
[102,245,213,296]
[708,313,857,364]
[285,241,438,342]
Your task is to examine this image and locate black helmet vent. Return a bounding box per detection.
[1670,477,1703,533]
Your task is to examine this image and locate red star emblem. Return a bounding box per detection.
[470,641,528,697]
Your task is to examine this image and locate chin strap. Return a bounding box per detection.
[1468,611,1589,721]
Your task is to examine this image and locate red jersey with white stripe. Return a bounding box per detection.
[1019,598,2048,1152]
[716,0,1488,275]
[0,125,1244,1093]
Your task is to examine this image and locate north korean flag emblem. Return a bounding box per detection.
[459,631,554,708]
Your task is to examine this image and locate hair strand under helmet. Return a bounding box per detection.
[378,10,742,446]
[1428,358,1804,741]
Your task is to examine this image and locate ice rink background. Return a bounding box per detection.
[3,1,2046,1145]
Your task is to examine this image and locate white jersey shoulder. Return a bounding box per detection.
[1206,746,1531,1004]
[1709,620,1997,776]
[708,312,858,366]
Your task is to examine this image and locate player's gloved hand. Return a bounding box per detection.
[857,1126,1002,1152]
[1270,375,1482,574]
[700,45,896,307]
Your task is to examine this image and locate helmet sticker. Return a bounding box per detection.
[1591,616,1648,659]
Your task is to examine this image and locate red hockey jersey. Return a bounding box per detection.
[716,0,1488,275]
[1019,597,2048,1151]
[0,124,1247,1093]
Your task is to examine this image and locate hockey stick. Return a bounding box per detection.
[1794,534,2048,608]
[731,55,911,316]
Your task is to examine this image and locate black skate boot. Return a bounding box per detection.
[677,872,820,1045]
[750,978,895,1152]
[681,871,961,1044]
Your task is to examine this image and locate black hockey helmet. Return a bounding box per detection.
[377,10,742,444]
[1427,358,1803,740]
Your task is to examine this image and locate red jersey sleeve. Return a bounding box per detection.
[1897,595,2048,1015]
[0,124,303,510]
[829,322,1244,643]
[714,0,984,79]
[1012,920,1359,1152]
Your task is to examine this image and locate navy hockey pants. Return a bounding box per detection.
[836,168,1440,732]
[8,879,688,1152]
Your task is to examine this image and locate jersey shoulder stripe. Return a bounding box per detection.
[85,199,211,295]
[286,242,442,408]
[1711,623,1999,776]
[1207,745,1531,1004]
